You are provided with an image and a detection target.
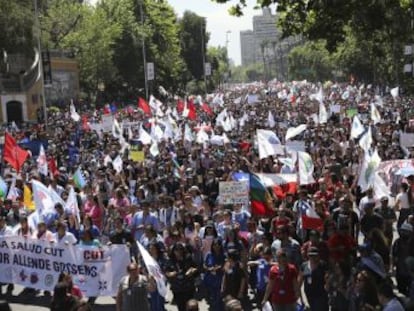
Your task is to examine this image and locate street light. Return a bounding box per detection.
[139,0,148,100]
[33,0,47,127]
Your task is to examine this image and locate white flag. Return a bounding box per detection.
[104,154,112,167]
[319,102,328,124]
[256,129,284,159]
[267,111,276,128]
[285,124,307,141]
[149,141,159,157]
[370,103,381,124]
[65,187,80,223]
[112,155,123,173]
[70,102,80,122]
[151,124,164,142]
[196,128,209,144]
[390,86,399,99]
[37,144,48,176]
[359,127,372,152]
[184,124,194,142]
[6,177,19,201]
[351,115,365,139]
[137,241,167,298]
[32,179,55,215]
[112,118,122,139]
[298,151,315,185]
[149,95,163,111]
[358,149,381,192]
[48,185,66,207]
[139,125,152,145]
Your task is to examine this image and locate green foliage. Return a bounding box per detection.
[288,41,334,82]
[0,0,34,55]
[179,11,209,81]
[207,46,230,89]
[230,63,264,82]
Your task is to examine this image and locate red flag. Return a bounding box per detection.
[48,156,59,177]
[3,133,29,172]
[201,102,213,116]
[187,100,197,121]
[177,99,185,113]
[138,97,152,116]
[82,115,90,131]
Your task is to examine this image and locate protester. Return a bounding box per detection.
[116,262,155,311]
[3,81,414,310]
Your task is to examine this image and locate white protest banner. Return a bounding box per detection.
[137,241,167,298]
[400,133,414,147]
[247,94,259,104]
[0,237,130,297]
[377,159,414,195]
[101,115,113,132]
[286,140,306,152]
[219,181,249,205]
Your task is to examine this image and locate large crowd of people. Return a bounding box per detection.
[1,81,414,311]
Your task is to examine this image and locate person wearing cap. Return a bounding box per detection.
[298,246,329,311]
[392,222,414,296]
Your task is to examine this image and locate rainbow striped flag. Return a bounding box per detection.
[73,167,87,189]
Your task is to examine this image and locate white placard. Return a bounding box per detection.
[219,181,249,205]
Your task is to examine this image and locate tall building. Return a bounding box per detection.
[240,30,255,65]
[240,7,302,80]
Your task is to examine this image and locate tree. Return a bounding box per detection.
[207,46,230,89]
[0,0,35,55]
[288,40,334,82]
[179,11,209,81]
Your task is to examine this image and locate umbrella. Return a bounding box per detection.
[396,166,414,177]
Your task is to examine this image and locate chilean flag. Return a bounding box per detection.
[255,173,298,199]
[302,205,324,231]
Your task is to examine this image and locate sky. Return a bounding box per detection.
[88,0,269,65]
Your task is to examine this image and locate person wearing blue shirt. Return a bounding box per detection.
[131,201,159,241]
[204,238,225,311]
[247,246,273,307]
[232,204,250,232]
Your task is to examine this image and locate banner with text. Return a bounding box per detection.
[219,181,249,205]
[377,159,414,196]
[0,237,130,297]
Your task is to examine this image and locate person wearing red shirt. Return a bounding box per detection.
[314,179,334,203]
[327,224,356,264]
[262,249,300,311]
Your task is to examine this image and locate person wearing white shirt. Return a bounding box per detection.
[0,212,14,295]
[358,188,376,217]
[395,183,411,228]
[53,222,77,245]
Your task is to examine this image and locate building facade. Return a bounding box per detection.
[240,7,302,80]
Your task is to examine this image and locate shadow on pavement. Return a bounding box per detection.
[2,292,51,308]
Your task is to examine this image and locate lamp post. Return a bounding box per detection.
[33,0,47,127]
[201,19,207,95]
[139,0,148,100]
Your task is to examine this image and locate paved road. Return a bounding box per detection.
[3,284,212,311]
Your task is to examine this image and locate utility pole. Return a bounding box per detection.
[201,20,207,95]
[33,0,47,127]
[139,0,148,100]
